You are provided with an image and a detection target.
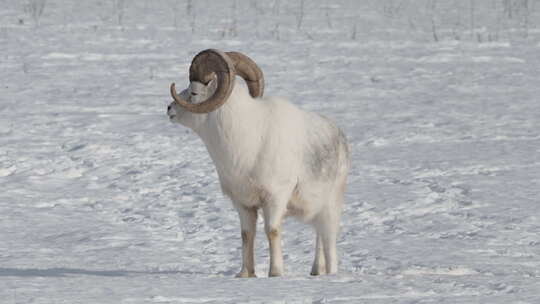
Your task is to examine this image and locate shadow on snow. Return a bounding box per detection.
[0,267,196,278]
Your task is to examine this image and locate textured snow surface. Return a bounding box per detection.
[1,1,540,303]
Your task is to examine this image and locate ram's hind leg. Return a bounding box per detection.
[310,232,326,276]
[313,205,341,275]
[235,204,258,278]
[321,219,339,274]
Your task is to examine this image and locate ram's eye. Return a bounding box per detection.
[191,92,198,96]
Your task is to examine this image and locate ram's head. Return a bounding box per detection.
[167,49,264,125]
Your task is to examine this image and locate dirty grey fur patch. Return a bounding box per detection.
[305,121,348,180]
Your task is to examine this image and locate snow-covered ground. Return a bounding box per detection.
[1,0,540,303]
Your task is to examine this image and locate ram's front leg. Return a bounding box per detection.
[262,200,287,277]
[310,233,326,276]
[235,204,258,278]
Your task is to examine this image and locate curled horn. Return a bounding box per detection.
[225,51,264,98]
[170,49,235,114]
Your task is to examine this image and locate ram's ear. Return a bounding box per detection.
[207,76,218,92]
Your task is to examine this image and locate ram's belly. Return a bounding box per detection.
[285,184,322,222]
[218,167,332,222]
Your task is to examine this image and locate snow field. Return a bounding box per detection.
[1,0,540,303]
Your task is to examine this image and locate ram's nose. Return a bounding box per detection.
[167,105,176,117]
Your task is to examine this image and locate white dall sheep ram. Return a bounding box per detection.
[167,49,349,277]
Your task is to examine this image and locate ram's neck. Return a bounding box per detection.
[196,86,267,177]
